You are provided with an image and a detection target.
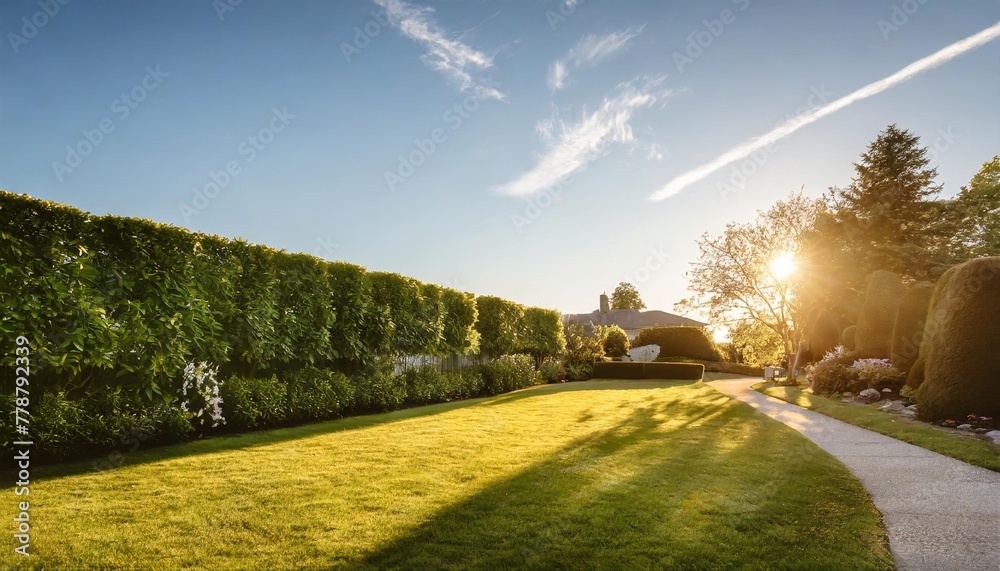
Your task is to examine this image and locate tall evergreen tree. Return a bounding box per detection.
[824,124,952,281]
[804,125,960,326]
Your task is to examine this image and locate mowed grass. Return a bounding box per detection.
[4,380,892,570]
[759,384,1000,472]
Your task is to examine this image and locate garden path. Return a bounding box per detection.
[709,377,1000,571]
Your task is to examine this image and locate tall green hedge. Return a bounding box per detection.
[631,326,722,362]
[0,191,558,402]
[855,270,904,358]
[473,296,565,361]
[916,257,1000,421]
[890,281,933,377]
[907,267,957,389]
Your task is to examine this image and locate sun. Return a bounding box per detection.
[770,251,797,280]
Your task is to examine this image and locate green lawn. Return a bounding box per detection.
[5,380,892,570]
[759,384,1000,472]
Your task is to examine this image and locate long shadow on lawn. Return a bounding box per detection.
[29,379,697,482]
[355,394,891,569]
[353,393,892,570]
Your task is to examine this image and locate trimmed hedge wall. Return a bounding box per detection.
[0,191,559,462]
[916,257,1000,421]
[890,281,933,377]
[855,270,904,358]
[592,361,704,380]
[631,326,722,362]
[0,191,562,398]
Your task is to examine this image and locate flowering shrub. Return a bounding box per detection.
[851,358,905,392]
[820,345,847,363]
[181,362,225,429]
[809,364,864,395]
[850,358,892,370]
[808,346,860,394]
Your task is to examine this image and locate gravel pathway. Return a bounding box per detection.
[709,377,1000,571]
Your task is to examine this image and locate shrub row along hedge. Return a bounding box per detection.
[0,191,563,400]
[0,354,540,464]
[591,361,704,381]
[631,326,721,362]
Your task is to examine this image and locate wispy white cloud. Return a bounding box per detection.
[548,26,644,91]
[646,142,666,162]
[648,20,1000,201]
[496,76,671,197]
[548,60,569,91]
[373,0,506,100]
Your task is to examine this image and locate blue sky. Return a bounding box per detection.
[2,0,998,319]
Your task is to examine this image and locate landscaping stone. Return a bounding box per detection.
[985,430,1000,445]
[879,400,905,413]
[900,408,916,417]
[957,424,973,431]
[858,388,881,404]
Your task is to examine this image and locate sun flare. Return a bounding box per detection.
[770,252,797,280]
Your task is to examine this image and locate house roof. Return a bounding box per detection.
[562,308,707,330]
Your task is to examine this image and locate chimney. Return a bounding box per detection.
[599,293,609,313]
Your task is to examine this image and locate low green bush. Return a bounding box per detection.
[481,354,538,394]
[809,364,863,395]
[591,361,645,379]
[221,374,288,430]
[402,367,480,405]
[285,367,354,422]
[597,325,629,360]
[352,361,408,412]
[539,358,566,383]
[22,391,194,463]
[591,362,704,380]
[852,359,906,393]
[443,367,485,399]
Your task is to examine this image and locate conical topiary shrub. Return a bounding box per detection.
[808,309,841,362]
[906,267,957,389]
[916,257,1000,421]
[891,281,934,377]
[842,325,857,351]
[855,270,904,358]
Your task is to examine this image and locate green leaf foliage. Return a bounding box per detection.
[630,326,722,362]
[0,190,556,399]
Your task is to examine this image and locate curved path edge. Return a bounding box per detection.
[708,377,1000,571]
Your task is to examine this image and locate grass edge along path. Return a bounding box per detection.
[756,383,1000,472]
[4,380,892,569]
